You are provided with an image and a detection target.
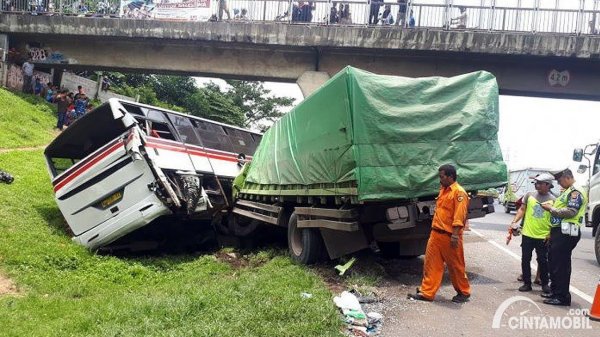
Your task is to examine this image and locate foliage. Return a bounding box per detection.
[225,80,295,130]
[98,72,295,129]
[0,150,342,337]
[0,88,57,149]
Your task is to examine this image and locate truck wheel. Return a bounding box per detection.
[229,214,260,237]
[287,213,323,265]
[378,242,400,258]
[595,230,600,265]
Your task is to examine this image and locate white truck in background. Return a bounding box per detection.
[500,168,561,213]
[572,146,600,265]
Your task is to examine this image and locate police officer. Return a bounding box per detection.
[540,168,586,306]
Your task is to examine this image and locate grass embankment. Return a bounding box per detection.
[0,88,57,149]
[0,90,342,336]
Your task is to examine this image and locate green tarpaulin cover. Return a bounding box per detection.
[241,66,507,201]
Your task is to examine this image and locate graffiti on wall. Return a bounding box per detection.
[26,44,77,64]
[6,64,52,91]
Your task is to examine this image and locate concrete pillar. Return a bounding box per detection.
[0,34,8,88]
[296,71,330,98]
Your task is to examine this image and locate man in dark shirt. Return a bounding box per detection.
[55,89,71,131]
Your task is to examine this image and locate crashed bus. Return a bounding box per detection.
[44,99,261,250]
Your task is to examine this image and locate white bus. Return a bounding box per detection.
[44,99,261,250]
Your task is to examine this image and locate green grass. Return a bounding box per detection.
[0,145,343,334]
[0,88,57,149]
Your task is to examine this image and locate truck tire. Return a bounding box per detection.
[595,229,600,265]
[229,214,260,237]
[287,213,323,265]
[378,242,401,258]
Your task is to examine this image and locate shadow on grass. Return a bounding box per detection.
[34,205,73,237]
[8,90,56,114]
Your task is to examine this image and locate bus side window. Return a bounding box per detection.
[194,121,234,153]
[147,121,176,141]
[166,113,203,146]
[224,126,258,155]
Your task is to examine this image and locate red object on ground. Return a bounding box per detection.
[589,278,600,322]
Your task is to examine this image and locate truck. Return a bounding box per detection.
[231,66,508,264]
[572,145,600,264]
[500,168,562,213]
[44,99,262,250]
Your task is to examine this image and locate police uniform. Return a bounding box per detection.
[545,185,586,305]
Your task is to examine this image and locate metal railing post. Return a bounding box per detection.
[489,0,496,31]
[263,0,267,21]
[576,0,585,34]
[288,0,292,23]
[365,0,371,26]
[501,8,506,31]
[531,0,539,32]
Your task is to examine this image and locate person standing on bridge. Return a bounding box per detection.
[369,0,383,25]
[540,169,587,306]
[509,173,554,294]
[407,164,471,303]
[218,0,231,21]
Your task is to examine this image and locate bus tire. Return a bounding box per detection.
[287,213,323,265]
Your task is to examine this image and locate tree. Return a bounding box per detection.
[98,72,295,129]
[225,80,295,129]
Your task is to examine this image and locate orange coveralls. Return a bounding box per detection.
[419,181,471,300]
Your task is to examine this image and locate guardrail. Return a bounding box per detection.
[2,0,600,35]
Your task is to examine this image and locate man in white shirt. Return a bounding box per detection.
[451,6,467,29]
[22,60,34,94]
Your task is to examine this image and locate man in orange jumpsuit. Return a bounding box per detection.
[407,164,471,303]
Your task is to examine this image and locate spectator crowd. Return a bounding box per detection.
[21,59,93,131]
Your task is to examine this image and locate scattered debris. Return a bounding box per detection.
[300,292,313,299]
[335,257,357,276]
[0,170,14,184]
[214,250,249,269]
[334,291,383,336]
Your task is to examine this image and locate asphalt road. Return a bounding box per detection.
[366,203,600,336]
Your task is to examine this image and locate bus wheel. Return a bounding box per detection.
[287,213,323,265]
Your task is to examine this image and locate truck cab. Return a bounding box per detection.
[573,145,600,265]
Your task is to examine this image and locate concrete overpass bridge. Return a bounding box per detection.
[2,13,600,99]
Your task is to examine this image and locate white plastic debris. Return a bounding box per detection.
[301,292,313,299]
[334,291,362,311]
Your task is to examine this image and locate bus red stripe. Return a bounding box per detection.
[53,141,124,193]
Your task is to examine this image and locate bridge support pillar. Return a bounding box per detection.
[0,34,8,88]
[296,71,330,98]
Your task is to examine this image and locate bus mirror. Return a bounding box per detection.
[577,165,588,174]
[573,148,584,162]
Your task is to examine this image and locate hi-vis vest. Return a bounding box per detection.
[522,194,552,239]
[550,186,587,227]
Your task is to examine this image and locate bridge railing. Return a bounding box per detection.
[1,0,600,35]
[0,0,120,16]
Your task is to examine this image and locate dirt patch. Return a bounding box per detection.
[0,273,18,296]
[0,145,47,154]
